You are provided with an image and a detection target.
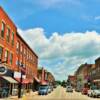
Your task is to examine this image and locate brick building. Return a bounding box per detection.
[38,68,55,84]
[0,6,17,71]
[68,75,76,87]
[15,33,38,80]
[88,58,100,86]
[75,63,91,88]
[0,6,38,97]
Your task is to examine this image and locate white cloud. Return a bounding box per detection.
[27,0,81,9]
[94,16,100,20]
[18,28,100,80]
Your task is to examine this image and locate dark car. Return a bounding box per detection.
[38,85,49,95]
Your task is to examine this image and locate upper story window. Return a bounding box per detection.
[4,50,9,63]
[24,48,26,55]
[0,46,3,61]
[11,32,14,46]
[1,22,5,38]
[10,53,13,65]
[20,44,23,53]
[16,41,20,53]
[6,28,10,42]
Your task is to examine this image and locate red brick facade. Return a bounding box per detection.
[16,33,38,79]
[0,7,17,71]
[0,7,38,81]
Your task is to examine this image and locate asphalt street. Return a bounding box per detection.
[29,86,100,100]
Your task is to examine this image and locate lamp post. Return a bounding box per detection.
[18,64,23,98]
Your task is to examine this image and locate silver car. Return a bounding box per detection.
[92,89,100,98]
[88,86,100,98]
[66,86,73,92]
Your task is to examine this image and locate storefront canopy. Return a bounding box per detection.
[1,76,18,83]
[93,79,100,82]
[40,80,48,85]
[15,78,31,84]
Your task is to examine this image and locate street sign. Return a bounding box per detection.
[0,64,7,75]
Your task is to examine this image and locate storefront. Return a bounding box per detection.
[93,79,100,87]
[0,76,18,97]
[0,67,18,98]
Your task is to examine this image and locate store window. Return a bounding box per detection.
[0,46,3,61]
[1,21,5,38]
[6,28,10,42]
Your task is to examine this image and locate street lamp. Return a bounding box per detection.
[18,63,23,98]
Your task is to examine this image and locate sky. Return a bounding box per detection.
[1,0,100,80]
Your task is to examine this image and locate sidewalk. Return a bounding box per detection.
[0,91,38,100]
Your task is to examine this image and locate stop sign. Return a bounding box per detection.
[0,64,7,75]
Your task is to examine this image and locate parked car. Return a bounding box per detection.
[81,87,89,95]
[53,84,57,88]
[88,88,100,98]
[87,86,100,98]
[75,87,82,92]
[88,89,92,97]
[49,85,53,91]
[92,89,100,98]
[66,86,73,92]
[48,85,51,93]
[38,85,49,95]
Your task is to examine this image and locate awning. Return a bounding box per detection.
[41,80,48,85]
[29,79,33,83]
[1,76,18,83]
[15,78,30,84]
[34,76,40,83]
[93,79,100,82]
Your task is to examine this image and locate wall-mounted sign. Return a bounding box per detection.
[0,64,7,75]
[14,71,26,79]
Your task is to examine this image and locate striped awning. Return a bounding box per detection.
[1,76,18,83]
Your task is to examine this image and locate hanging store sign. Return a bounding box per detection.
[0,64,7,75]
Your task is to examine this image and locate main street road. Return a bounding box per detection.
[28,86,100,100]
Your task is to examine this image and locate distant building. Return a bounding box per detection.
[75,63,91,87]
[37,67,55,85]
[88,58,100,87]
[68,75,76,87]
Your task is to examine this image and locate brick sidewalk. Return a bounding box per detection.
[0,91,38,100]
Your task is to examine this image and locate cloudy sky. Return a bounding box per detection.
[1,0,100,80]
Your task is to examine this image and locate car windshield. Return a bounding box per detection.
[67,86,72,89]
[39,86,48,90]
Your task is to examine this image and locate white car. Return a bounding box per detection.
[92,89,100,98]
[88,89,93,97]
[66,86,73,92]
[48,86,51,93]
[88,87,100,98]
